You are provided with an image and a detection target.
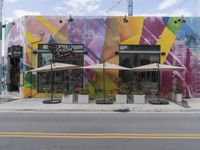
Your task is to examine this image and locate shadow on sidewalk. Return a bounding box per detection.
[172,100,190,108]
[0,98,17,104]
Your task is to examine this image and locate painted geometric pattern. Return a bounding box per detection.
[4,16,200,98]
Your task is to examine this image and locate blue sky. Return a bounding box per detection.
[2,0,199,22]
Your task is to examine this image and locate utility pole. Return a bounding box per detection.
[0,0,3,94]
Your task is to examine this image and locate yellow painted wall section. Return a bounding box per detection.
[22,87,52,98]
[21,87,36,98]
[35,16,66,42]
[121,17,144,44]
[26,31,43,68]
[156,27,176,64]
[25,46,36,68]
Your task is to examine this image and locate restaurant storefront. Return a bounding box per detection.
[2,16,200,99]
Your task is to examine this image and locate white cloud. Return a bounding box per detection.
[52,0,101,16]
[170,8,192,16]
[97,10,125,16]
[5,0,18,2]
[3,17,14,23]
[13,10,41,19]
[64,0,101,13]
[53,6,66,15]
[87,4,100,12]
[64,0,100,8]
[158,0,179,10]
[107,11,126,16]
[134,12,167,17]
[53,6,65,13]
[134,8,192,17]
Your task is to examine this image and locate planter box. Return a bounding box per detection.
[116,94,127,104]
[62,94,73,104]
[175,93,182,103]
[171,92,175,101]
[133,95,145,104]
[78,94,89,104]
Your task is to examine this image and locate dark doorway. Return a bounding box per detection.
[8,57,20,92]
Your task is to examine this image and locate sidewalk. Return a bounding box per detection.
[183,98,200,111]
[0,97,199,112]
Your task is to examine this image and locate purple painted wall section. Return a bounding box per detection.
[67,17,107,83]
[140,17,165,45]
[67,17,106,65]
[6,18,25,48]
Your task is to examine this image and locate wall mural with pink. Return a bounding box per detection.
[4,16,200,98]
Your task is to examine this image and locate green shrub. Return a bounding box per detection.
[63,90,72,96]
[79,88,89,95]
[117,79,128,94]
[131,88,144,95]
[172,88,182,94]
[117,88,128,94]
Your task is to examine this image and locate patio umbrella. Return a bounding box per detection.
[28,63,79,72]
[131,63,185,104]
[81,62,131,70]
[28,62,79,103]
[81,62,131,104]
[131,63,185,72]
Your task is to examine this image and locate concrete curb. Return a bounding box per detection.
[0,107,200,113]
[0,98,200,113]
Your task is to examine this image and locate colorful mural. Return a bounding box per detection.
[4,16,200,98]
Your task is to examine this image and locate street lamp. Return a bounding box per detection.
[68,14,73,22]
[123,15,128,23]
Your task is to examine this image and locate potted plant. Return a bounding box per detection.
[116,88,128,104]
[62,89,73,104]
[171,88,175,101]
[115,80,128,104]
[78,87,89,104]
[173,88,182,103]
[132,88,145,104]
[173,76,183,103]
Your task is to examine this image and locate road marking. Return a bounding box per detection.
[0,132,200,139]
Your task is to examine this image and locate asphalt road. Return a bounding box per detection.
[0,112,200,150]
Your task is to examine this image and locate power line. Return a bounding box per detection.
[106,0,121,14]
[106,0,133,16]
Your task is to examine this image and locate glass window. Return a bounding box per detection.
[38,53,52,67]
[37,44,84,93]
[119,45,160,94]
[120,45,160,51]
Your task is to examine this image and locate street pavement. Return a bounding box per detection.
[0,95,200,112]
[0,112,200,150]
[1,93,200,150]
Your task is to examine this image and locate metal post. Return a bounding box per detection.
[103,62,105,103]
[30,49,32,98]
[50,59,53,101]
[158,63,160,102]
[0,0,3,94]
[43,56,61,104]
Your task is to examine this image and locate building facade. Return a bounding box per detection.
[2,16,200,99]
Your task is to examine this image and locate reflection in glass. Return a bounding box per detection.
[37,48,84,93]
[119,45,160,94]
